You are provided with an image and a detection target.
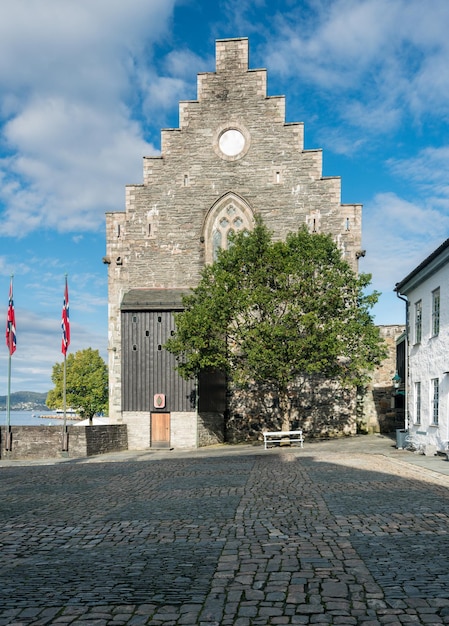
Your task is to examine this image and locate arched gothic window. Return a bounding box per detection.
[203,193,254,263]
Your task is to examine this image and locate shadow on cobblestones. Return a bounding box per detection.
[1,437,449,625]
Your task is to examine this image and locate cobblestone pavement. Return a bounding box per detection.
[1,435,449,625]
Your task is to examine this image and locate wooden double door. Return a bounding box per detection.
[151,412,170,448]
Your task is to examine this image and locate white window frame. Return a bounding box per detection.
[414,381,421,425]
[414,300,422,344]
[432,288,440,336]
[431,378,439,426]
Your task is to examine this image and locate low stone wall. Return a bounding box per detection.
[0,425,128,461]
[361,324,405,434]
[84,425,128,457]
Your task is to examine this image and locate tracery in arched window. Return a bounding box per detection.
[204,193,254,264]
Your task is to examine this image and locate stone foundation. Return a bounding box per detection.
[171,411,197,448]
[121,411,150,450]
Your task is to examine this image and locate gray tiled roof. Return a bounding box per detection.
[121,288,191,311]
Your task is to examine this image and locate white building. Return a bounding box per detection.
[395,239,449,452]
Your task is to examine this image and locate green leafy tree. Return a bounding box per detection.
[46,348,108,424]
[165,218,387,430]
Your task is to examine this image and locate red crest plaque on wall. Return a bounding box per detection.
[154,393,166,409]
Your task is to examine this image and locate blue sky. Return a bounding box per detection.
[1,0,448,393]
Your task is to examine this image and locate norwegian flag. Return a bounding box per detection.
[61,277,70,356]
[5,277,16,355]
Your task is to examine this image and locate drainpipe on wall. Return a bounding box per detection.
[396,289,409,430]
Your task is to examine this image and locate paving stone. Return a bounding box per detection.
[238,605,258,618]
[321,582,348,598]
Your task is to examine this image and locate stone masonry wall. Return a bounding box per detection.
[360,325,405,434]
[0,425,128,460]
[122,411,150,450]
[84,425,128,457]
[227,378,357,443]
[106,37,364,441]
[198,412,225,446]
[171,411,197,448]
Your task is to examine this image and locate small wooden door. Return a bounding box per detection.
[151,413,170,448]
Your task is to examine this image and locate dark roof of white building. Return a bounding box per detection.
[395,238,449,294]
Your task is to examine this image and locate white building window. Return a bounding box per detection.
[431,378,439,425]
[414,300,422,343]
[414,382,421,425]
[432,288,440,336]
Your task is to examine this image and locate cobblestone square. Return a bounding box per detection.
[1,435,449,625]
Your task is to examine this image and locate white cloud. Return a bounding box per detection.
[265,0,399,84]
[0,301,107,393]
[262,0,449,132]
[0,0,175,95]
[134,49,209,126]
[0,262,108,392]
[140,73,192,120]
[362,192,449,294]
[163,48,209,79]
[0,0,447,385]
[388,147,449,192]
[221,0,269,37]
[0,0,178,237]
[1,105,155,235]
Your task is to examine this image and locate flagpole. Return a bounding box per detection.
[61,274,69,452]
[6,350,12,449]
[62,352,68,451]
[5,274,15,451]
[6,351,11,429]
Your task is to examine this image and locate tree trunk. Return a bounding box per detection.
[279,389,291,431]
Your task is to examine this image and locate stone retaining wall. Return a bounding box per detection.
[0,425,128,461]
[361,324,405,434]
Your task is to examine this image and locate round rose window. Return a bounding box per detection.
[218,129,246,157]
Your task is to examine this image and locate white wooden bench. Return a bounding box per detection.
[263,430,304,450]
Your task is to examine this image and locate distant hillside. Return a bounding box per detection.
[0,391,49,411]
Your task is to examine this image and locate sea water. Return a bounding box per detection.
[1,410,78,427]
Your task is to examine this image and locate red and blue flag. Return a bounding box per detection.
[61,278,70,356]
[5,277,16,356]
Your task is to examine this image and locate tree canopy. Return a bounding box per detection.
[165,219,387,429]
[46,348,108,422]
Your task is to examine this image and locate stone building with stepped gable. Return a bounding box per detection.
[105,37,365,449]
